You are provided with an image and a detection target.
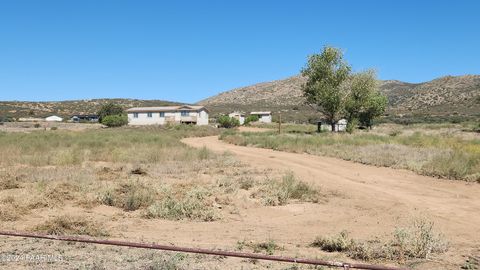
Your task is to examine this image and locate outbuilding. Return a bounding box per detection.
[228,112,245,125]
[45,115,63,122]
[250,111,272,123]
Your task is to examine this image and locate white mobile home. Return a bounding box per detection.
[228,112,245,125]
[250,111,272,123]
[126,105,209,126]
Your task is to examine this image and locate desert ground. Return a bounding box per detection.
[0,124,479,269]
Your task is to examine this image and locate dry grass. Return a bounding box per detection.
[312,217,449,263]
[33,215,109,237]
[221,124,480,182]
[252,172,324,206]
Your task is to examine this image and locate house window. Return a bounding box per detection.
[181,111,189,116]
[133,113,138,118]
[159,112,165,117]
[147,112,153,118]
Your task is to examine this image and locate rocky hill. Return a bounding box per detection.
[199,75,480,122]
[0,99,180,119]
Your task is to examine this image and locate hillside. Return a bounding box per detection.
[0,99,181,119]
[199,75,480,122]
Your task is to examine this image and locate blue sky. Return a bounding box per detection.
[0,0,479,103]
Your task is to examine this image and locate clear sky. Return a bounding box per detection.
[0,0,479,103]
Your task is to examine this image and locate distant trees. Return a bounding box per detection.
[217,115,240,128]
[98,103,127,127]
[301,46,387,132]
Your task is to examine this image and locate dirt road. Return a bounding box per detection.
[183,135,480,267]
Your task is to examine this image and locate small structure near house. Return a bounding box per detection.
[71,114,99,123]
[228,112,245,125]
[126,105,209,126]
[45,115,63,122]
[317,119,347,132]
[250,111,272,123]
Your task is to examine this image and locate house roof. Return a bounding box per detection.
[250,111,271,115]
[126,105,208,113]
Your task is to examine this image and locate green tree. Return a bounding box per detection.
[301,47,351,131]
[345,70,387,130]
[359,92,388,129]
[98,103,125,122]
[101,114,128,127]
[218,115,240,128]
[244,115,259,125]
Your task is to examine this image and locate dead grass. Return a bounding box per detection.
[33,215,109,237]
[252,172,324,206]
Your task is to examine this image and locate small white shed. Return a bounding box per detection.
[250,111,272,123]
[228,112,245,125]
[45,115,63,122]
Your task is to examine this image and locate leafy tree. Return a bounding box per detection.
[101,114,128,127]
[345,70,387,130]
[301,46,351,131]
[302,47,387,132]
[359,92,388,129]
[98,103,125,122]
[244,115,259,125]
[218,115,240,128]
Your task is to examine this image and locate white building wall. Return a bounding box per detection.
[128,110,209,126]
[259,114,272,123]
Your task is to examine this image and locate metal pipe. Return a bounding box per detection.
[0,230,409,270]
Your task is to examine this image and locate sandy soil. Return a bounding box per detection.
[182,135,480,269]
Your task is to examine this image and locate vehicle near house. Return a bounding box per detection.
[317,118,347,132]
[250,111,272,123]
[71,114,99,123]
[126,105,209,126]
[228,112,245,125]
[45,115,63,122]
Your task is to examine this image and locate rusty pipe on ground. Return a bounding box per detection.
[0,230,409,270]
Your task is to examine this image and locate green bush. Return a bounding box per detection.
[217,115,240,128]
[101,114,128,127]
[244,115,259,125]
[98,103,124,122]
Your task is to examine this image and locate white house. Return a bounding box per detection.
[45,115,63,122]
[250,111,272,123]
[228,112,245,125]
[126,105,209,126]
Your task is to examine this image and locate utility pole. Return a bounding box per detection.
[278,112,282,134]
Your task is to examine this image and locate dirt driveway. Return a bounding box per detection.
[182,135,480,268]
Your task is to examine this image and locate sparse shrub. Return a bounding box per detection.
[389,129,402,137]
[312,217,449,262]
[50,126,58,130]
[145,188,218,221]
[254,172,321,206]
[101,114,128,127]
[147,253,188,270]
[197,146,213,160]
[311,231,353,252]
[252,240,281,255]
[218,115,240,128]
[0,174,20,190]
[34,215,109,236]
[98,181,155,211]
[238,176,254,190]
[34,123,41,128]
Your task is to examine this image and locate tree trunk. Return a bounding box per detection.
[331,122,336,132]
